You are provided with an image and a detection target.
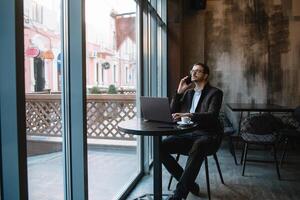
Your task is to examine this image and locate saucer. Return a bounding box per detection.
[177,121,194,126]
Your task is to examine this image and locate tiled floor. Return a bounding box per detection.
[128,144,300,200]
[27,143,300,200]
[27,147,139,200]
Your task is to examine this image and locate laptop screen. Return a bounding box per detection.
[140,97,174,123]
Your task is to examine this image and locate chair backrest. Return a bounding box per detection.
[294,106,300,123]
[241,113,285,135]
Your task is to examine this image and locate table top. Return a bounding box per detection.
[226,103,294,112]
[118,118,198,136]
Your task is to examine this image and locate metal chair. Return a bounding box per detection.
[279,106,300,167]
[240,113,285,180]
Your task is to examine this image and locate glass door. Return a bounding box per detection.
[85,0,141,199]
[24,0,65,199]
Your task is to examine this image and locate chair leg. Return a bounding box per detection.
[273,144,281,180]
[228,136,238,165]
[213,154,224,184]
[280,138,288,167]
[205,157,211,200]
[167,154,181,190]
[242,143,248,176]
[240,142,246,165]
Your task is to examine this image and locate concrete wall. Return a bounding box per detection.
[168,0,183,95]
[168,0,300,107]
[27,140,62,156]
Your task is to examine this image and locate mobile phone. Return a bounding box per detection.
[185,75,192,84]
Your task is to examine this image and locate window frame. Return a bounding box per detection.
[0,0,28,199]
[0,0,167,199]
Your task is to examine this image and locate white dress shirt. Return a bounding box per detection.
[189,89,202,113]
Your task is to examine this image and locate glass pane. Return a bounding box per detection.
[24,0,64,199]
[150,13,158,96]
[150,0,157,9]
[85,0,140,199]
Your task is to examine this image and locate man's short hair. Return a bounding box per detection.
[194,62,210,76]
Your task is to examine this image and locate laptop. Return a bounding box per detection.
[140,96,175,123]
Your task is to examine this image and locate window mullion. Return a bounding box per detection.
[63,0,88,200]
[0,0,28,199]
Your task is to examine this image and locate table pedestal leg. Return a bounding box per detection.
[133,135,170,200]
[153,135,162,200]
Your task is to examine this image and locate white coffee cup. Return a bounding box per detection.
[181,116,191,124]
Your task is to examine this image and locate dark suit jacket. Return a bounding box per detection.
[170,83,223,132]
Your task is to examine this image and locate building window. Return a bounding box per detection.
[96,62,100,85]
[32,2,43,24]
[113,64,118,83]
[101,65,104,84]
[125,66,129,84]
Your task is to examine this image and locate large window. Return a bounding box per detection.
[140,0,167,97]
[140,0,168,169]
[0,0,167,199]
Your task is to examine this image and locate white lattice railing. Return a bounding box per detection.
[26,94,136,140]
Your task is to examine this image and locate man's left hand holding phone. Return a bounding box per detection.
[177,75,193,94]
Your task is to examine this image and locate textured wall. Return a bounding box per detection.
[182,0,205,72]
[204,0,300,106]
[168,0,183,95]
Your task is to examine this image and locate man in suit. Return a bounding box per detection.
[162,62,223,200]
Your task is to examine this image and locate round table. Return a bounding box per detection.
[118,118,198,200]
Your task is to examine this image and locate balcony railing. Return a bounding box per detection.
[26,94,136,140]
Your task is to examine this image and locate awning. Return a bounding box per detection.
[25,47,40,58]
[41,50,54,60]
